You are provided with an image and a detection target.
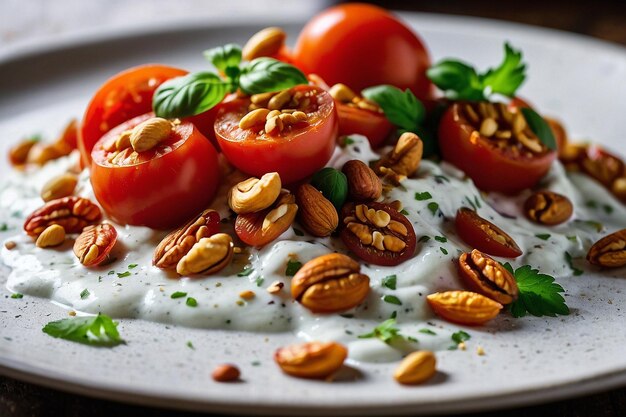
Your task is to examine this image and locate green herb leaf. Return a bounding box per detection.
[521,107,557,151]
[255,277,265,287]
[400,209,409,215]
[186,297,198,307]
[440,247,449,255]
[434,236,447,243]
[239,58,308,95]
[418,235,431,243]
[10,293,23,299]
[171,291,187,299]
[507,264,570,318]
[480,43,526,97]
[186,340,195,349]
[382,295,402,305]
[310,167,348,211]
[153,72,230,118]
[128,264,138,269]
[204,43,242,73]
[285,259,303,277]
[427,202,440,216]
[237,266,254,277]
[564,251,584,276]
[358,318,403,344]
[0,223,8,232]
[451,330,471,344]
[381,275,397,290]
[117,271,131,278]
[80,289,90,300]
[42,313,123,347]
[414,191,432,201]
[362,85,425,131]
[535,233,551,241]
[419,328,436,335]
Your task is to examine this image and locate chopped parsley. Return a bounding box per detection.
[186,297,198,307]
[237,266,254,277]
[440,247,449,255]
[117,271,131,278]
[400,209,410,216]
[42,313,124,346]
[535,233,551,241]
[171,291,187,299]
[381,275,397,290]
[80,289,90,299]
[10,293,23,299]
[0,223,8,232]
[415,191,432,201]
[504,263,570,318]
[358,318,407,344]
[186,341,195,349]
[128,264,138,269]
[344,137,356,145]
[382,295,402,305]
[108,270,115,275]
[427,202,440,216]
[564,252,584,276]
[285,259,303,277]
[419,328,436,335]
[418,235,431,243]
[434,175,450,183]
[434,236,447,243]
[255,277,265,287]
[451,330,471,344]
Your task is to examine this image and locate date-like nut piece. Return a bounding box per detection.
[73,223,118,267]
[235,192,298,247]
[524,191,573,225]
[274,341,347,379]
[295,184,338,237]
[342,160,382,201]
[394,351,437,385]
[41,173,78,202]
[458,250,518,304]
[374,132,423,183]
[153,209,221,269]
[24,196,102,237]
[176,233,234,276]
[35,224,66,248]
[9,138,38,166]
[587,229,626,268]
[455,207,522,258]
[426,290,502,325]
[212,364,240,382]
[291,253,370,313]
[242,27,286,61]
[129,117,172,152]
[228,172,282,214]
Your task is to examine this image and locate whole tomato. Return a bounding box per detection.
[292,3,432,100]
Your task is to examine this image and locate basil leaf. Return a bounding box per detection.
[362,85,425,131]
[481,43,526,97]
[42,313,124,347]
[521,107,557,150]
[310,167,348,211]
[239,58,308,95]
[426,61,483,100]
[153,72,230,118]
[203,43,242,73]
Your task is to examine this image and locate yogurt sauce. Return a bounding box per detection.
[2,135,625,362]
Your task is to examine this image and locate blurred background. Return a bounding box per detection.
[1,0,625,51]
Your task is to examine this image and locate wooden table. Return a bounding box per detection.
[1,0,624,416]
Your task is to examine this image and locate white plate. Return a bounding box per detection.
[1,13,625,416]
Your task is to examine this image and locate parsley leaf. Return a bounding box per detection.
[451,330,471,344]
[361,85,425,132]
[117,271,131,278]
[358,318,410,344]
[505,264,570,318]
[42,314,124,347]
[171,291,187,299]
[535,233,551,241]
[480,43,526,97]
[237,266,254,277]
[255,277,265,287]
[419,328,436,335]
[382,295,402,305]
[382,275,397,290]
[427,202,440,216]
[186,297,198,307]
[10,293,23,299]
[564,252,584,276]
[415,191,432,201]
[285,259,303,277]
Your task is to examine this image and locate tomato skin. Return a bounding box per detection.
[292,3,432,100]
[91,113,220,229]
[455,208,522,258]
[438,103,556,193]
[215,85,338,184]
[336,104,393,148]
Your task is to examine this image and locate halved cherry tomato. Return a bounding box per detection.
[336,104,393,148]
[340,202,416,266]
[455,208,522,258]
[79,65,187,167]
[91,113,220,229]
[438,102,556,193]
[292,3,432,100]
[215,85,338,184]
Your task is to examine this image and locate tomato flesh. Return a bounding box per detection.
[336,103,393,148]
[455,208,522,258]
[215,85,338,184]
[91,113,220,229]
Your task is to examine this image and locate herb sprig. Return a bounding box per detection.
[504,264,569,318]
[42,313,124,347]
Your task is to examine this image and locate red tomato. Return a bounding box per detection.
[438,103,556,193]
[336,104,393,148]
[292,4,432,100]
[91,113,220,229]
[455,208,522,258]
[79,65,188,167]
[215,85,338,184]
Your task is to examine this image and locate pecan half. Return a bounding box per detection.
[342,159,382,201]
[291,253,370,313]
[73,223,118,267]
[374,132,423,184]
[426,290,503,325]
[458,250,518,304]
[587,229,626,268]
[24,196,102,237]
[524,191,573,225]
[295,184,338,237]
[455,207,522,258]
[274,341,348,379]
[176,233,234,276]
[153,209,221,269]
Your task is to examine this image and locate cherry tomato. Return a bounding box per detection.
[336,104,393,148]
[292,4,432,100]
[438,102,556,193]
[340,202,416,266]
[455,208,522,258]
[91,113,220,229]
[215,85,338,184]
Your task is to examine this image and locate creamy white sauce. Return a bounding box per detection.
[2,135,625,362]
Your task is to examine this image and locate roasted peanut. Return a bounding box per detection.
[212,364,240,382]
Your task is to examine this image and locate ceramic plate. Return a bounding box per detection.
[0,13,625,416]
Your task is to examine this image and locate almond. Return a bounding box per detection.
[41,173,78,202]
[295,184,338,237]
[342,159,382,201]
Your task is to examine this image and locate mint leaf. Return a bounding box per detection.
[42,314,123,347]
[239,58,308,95]
[381,275,397,290]
[204,43,242,73]
[480,43,526,97]
[508,265,569,318]
[153,72,230,118]
[521,107,557,151]
[362,85,425,131]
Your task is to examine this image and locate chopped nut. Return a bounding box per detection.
[239,108,271,130]
[477,346,486,356]
[393,351,437,385]
[4,241,17,250]
[212,364,240,382]
[267,281,284,294]
[239,290,255,300]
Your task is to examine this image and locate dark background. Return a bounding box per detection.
[2,1,625,416]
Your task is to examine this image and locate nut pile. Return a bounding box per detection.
[239,89,310,136]
[328,83,383,113]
